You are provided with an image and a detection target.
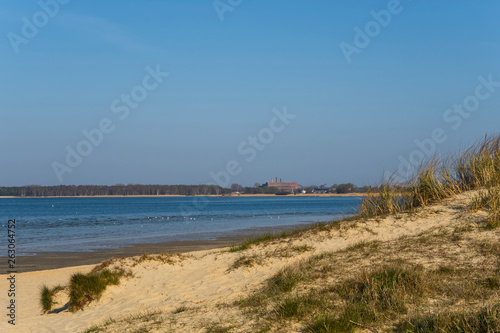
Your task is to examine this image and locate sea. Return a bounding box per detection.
[0,196,362,255]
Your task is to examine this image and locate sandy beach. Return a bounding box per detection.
[2,190,497,332]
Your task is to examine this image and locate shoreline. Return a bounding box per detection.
[0,237,244,273]
[0,224,312,273]
[0,238,238,274]
[0,193,367,199]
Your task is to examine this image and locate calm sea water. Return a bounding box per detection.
[0,196,361,255]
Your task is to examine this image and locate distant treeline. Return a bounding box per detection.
[0,185,233,197]
[0,183,376,197]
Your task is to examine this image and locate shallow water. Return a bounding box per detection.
[0,196,361,254]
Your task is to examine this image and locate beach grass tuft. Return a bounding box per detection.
[228,255,263,271]
[69,269,126,311]
[39,285,65,313]
[268,266,305,293]
[360,134,500,219]
[40,285,53,313]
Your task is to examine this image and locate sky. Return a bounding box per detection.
[1,0,500,187]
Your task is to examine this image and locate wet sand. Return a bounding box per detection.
[1,237,245,273]
[1,223,310,272]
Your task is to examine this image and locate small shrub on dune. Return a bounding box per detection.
[69,269,125,311]
[40,285,65,313]
[40,285,54,313]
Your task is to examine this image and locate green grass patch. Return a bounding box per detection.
[69,269,126,311]
[228,255,263,271]
[274,294,326,320]
[335,265,425,324]
[39,285,65,313]
[343,240,380,253]
[269,266,305,293]
[303,265,426,332]
[307,314,353,333]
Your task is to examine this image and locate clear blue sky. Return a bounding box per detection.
[1,0,499,187]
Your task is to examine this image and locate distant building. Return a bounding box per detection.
[261,178,298,193]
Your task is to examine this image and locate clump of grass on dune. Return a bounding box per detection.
[360,181,412,218]
[39,285,65,313]
[228,255,263,271]
[410,158,458,207]
[470,187,500,229]
[40,285,53,313]
[360,133,500,219]
[69,269,126,311]
[39,259,131,314]
[456,135,500,190]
